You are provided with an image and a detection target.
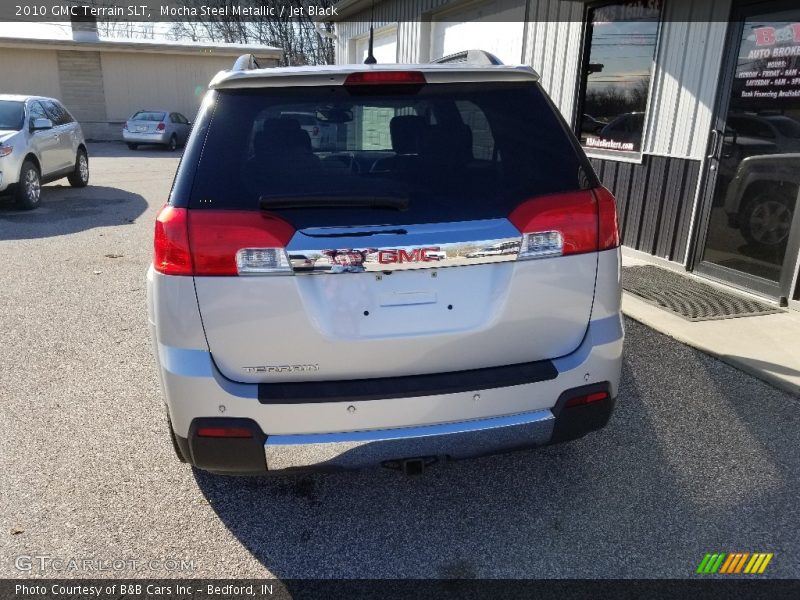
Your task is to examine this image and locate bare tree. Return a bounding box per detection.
[168,0,336,66]
[97,21,155,39]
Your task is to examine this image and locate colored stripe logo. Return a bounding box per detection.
[696,553,773,574]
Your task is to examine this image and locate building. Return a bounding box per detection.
[326,0,800,312]
[0,19,281,140]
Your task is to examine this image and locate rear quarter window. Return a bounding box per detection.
[182,82,596,228]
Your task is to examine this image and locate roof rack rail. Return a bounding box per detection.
[232,53,261,71]
[431,49,504,66]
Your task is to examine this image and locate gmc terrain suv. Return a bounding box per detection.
[147,59,624,475]
[0,94,89,209]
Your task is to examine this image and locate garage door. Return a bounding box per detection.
[431,0,525,65]
[355,26,398,64]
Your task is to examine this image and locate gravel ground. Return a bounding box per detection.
[1,143,799,580]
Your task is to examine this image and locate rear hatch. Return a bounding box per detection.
[174,71,614,384]
[127,111,165,133]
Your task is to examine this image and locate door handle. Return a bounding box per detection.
[707,129,722,159]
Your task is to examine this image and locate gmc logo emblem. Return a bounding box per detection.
[378,247,440,264]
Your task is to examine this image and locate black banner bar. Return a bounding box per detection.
[4,579,800,600]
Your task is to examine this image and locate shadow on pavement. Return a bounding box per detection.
[191,319,800,579]
[88,141,184,159]
[0,184,147,240]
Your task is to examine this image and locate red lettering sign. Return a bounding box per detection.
[754,27,776,46]
[378,247,440,264]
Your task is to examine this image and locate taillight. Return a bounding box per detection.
[344,71,426,85]
[188,211,295,276]
[595,186,620,250]
[510,190,598,259]
[153,205,192,275]
[153,208,295,276]
[156,122,166,131]
[510,188,619,259]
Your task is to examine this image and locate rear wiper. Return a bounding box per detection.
[259,195,409,211]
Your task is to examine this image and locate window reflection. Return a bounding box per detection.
[577,0,662,153]
[702,11,800,284]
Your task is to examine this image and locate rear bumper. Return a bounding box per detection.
[154,311,623,475]
[123,130,169,144]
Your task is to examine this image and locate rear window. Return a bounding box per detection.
[187,82,593,227]
[132,111,166,121]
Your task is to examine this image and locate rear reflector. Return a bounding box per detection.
[565,391,610,408]
[196,426,253,438]
[345,71,426,85]
[153,206,295,276]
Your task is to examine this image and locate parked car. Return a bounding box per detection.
[0,94,89,210]
[598,112,645,148]
[147,59,623,476]
[123,110,191,151]
[727,113,800,154]
[581,113,605,135]
[723,153,800,250]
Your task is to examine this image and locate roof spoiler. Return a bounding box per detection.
[431,49,504,65]
[232,54,261,71]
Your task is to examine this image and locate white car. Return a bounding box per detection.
[0,94,89,209]
[147,59,624,475]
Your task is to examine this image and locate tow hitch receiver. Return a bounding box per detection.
[382,456,439,475]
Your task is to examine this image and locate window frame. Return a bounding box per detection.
[573,0,665,164]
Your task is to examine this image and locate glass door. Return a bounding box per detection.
[695,1,800,303]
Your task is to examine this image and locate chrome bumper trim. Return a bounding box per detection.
[264,409,554,470]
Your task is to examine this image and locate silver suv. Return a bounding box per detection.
[0,94,89,209]
[147,59,624,476]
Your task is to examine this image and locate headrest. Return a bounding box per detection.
[390,115,427,154]
[254,118,312,156]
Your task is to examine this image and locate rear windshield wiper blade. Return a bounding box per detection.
[259,195,409,211]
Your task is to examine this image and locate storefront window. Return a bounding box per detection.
[577,0,662,154]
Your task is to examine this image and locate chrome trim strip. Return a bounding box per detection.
[286,219,523,274]
[264,410,554,470]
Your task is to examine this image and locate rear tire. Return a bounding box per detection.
[15,160,41,210]
[167,134,177,152]
[740,189,793,250]
[67,149,89,188]
[127,143,138,150]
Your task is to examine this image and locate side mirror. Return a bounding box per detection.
[31,118,53,131]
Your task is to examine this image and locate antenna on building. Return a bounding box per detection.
[364,0,377,64]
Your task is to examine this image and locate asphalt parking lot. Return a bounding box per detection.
[1,142,799,579]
